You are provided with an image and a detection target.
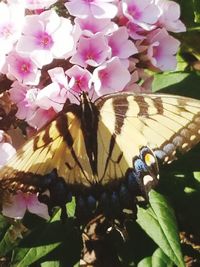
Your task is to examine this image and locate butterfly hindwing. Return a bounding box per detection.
[96,92,200,183]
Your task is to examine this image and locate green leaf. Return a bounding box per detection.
[138,257,151,267]
[176,0,200,27]
[137,190,184,267]
[138,248,173,267]
[193,0,200,23]
[12,242,61,267]
[152,72,190,93]
[0,221,27,257]
[194,172,200,183]
[152,71,200,99]
[41,261,60,267]
[0,215,10,239]
[10,197,76,267]
[10,211,69,266]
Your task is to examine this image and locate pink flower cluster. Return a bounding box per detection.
[0,0,186,219]
[0,0,185,130]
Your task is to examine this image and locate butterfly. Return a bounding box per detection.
[0,92,200,220]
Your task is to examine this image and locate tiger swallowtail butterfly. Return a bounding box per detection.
[0,92,200,220]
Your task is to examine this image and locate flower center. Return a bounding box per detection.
[0,24,13,38]
[36,31,53,49]
[21,63,30,73]
[128,5,141,19]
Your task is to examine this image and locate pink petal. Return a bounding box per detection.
[108,27,138,58]
[2,193,26,219]
[90,2,118,19]
[31,50,53,68]
[28,108,56,129]
[65,1,90,18]
[70,33,110,67]
[93,57,131,95]
[36,82,67,112]
[17,35,39,54]
[0,142,16,167]
[156,54,177,71]
[27,194,50,220]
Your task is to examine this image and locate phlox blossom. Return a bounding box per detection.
[127,22,147,40]
[48,67,83,104]
[65,0,118,19]
[8,0,57,10]
[0,2,24,55]
[2,192,49,220]
[16,10,75,68]
[27,108,56,129]
[0,130,16,168]
[156,0,186,33]
[92,57,131,95]
[75,16,117,37]
[6,51,41,85]
[107,27,138,66]
[35,82,67,113]
[9,81,59,129]
[9,81,38,121]
[70,33,110,67]
[66,65,92,93]
[48,67,69,90]
[122,0,160,30]
[147,28,180,71]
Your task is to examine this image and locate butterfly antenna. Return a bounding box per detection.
[68,88,80,102]
[47,97,65,105]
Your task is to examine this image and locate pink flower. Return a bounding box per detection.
[65,0,118,19]
[49,66,92,104]
[122,0,160,30]
[75,16,117,37]
[9,81,38,121]
[16,10,75,67]
[48,67,69,90]
[156,0,186,33]
[66,65,92,93]
[8,0,57,10]
[127,22,147,40]
[9,81,58,129]
[107,27,138,65]
[27,108,56,129]
[6,51,41,85]
[2,192,49,220]
[70,33,110,67]
[92,57,131,95]
[0,2,25,55]
[147,28,180,71]
[123,68,153,93]
[0,130,16,168]
[35,82,67,112]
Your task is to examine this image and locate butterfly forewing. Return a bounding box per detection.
[0,110,95,194]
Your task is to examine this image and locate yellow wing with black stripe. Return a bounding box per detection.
[0,110,96,193]
[0,92,200,195]
[96,93,200,185]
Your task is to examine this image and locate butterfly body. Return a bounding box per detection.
[0,92,200,219]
